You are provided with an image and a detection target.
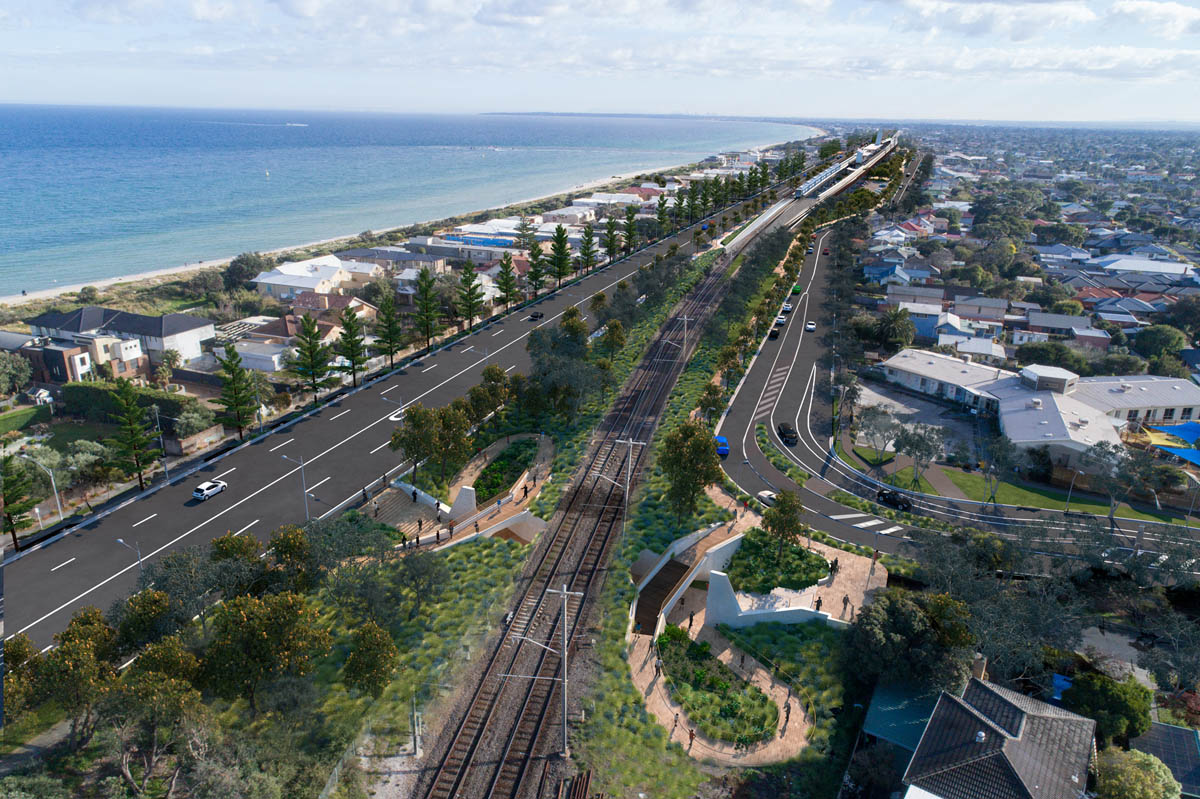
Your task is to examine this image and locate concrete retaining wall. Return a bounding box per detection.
[704,570,847,630]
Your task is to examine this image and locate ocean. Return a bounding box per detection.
[0,106,815,291]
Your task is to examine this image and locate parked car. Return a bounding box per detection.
[529,311,544,320]
[806,246,814,254]
[876,489,912,512]
[782,303,793,313]
[805,321,816,332]
[768,328,780,340]
[714,435,729,458]
[774,315,787,326]
[756,490,777,507]
[193,479,228,501]
[777,421,798,445]
[790,284,802,295]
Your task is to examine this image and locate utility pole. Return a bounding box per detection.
[547,584,584,757]
[152,405,171,482]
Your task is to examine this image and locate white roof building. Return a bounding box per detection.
[253,255,350,299]
[1092,254,1196,278]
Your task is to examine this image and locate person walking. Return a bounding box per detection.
[372,499,379,518]
[362,487,368,503]
[412,488,418,503]
[688,729,695,748]
[418,518,423,533]
[688,611,694,630]
[654,658,662,678]
[814,596,822,612]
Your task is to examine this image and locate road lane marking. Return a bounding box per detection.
[215,467,236,479]
[493,329,504,336]
[462,346,474,353]
[421,364,437,373]
[330,409,351,421]
[309,476,331,491]
[12,245,677,637]
[269,438,294,452]
[878,526,904,535]
[132,514,157,528]
[829,513,866,520]
[51,558,75,572]
[853,519,885,529]
[233,520,258,536]
[370,441,390,454]
[380,385,399,395]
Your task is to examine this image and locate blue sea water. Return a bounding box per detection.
[0,106,815,291]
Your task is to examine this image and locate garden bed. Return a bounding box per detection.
[756,423,810,489]
[657,624,777,746]
[473,438,538,503]
[725,526,829,594]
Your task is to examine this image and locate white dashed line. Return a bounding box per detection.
[380,385,399,395]
[330,409,351,421]
[370,441,391,454]
[132,514,158,528]
[308,476,331,491]
[853,519,885,529]
[233,520,259,536]
[51,558,76,572]
[492,329,504,336]
[505,365,517,373]
[215,467,236,479]
[878,526,904,535]
[830,512,866,520]
[422,364,438,373]
[268,438,294,452]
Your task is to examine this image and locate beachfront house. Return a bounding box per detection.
[334,247,450,274]
[252,255,351,300]
[27,306,216,363]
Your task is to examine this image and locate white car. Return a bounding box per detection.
[774,315,787,326]
[782,303,793,313]
[192,479,228,501]
[805,321,817,332]
[756,490,777,507]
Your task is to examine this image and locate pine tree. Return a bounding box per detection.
[106,378,162,491]
[412,266,441,352]
[0,454,36,551]
[214,344,257,441]
[455,264,485,331]
[335,306,368,387]
[286,314,336,404]
[578,223,597,274]
[374,290,404,369]
[514,215,537,252]
[496,253,520,311]
[603,217,621,264]
[656,194,670,238]
[526,240,546,297]
[623,206,638,255]
[550,224,572,288]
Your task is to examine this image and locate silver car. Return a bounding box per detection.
[192,479,228,501]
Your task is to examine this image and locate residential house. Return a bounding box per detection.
[541,206,596,224]
[27,306,216,363]
[334,247,449,274]
[1093,254,1195,280]
[898,303,944,341]
[887,285,946,308]
[1033,243,1091,267]
[338,259,386,289]
[292,293,378,324]
[953,296,1008,323]
[245,314,342,347]
[938,335,1008,364]
[252,255,351,300]
[901,678,1094,799]
[1132,722,1200,798]
[20,340,94,384]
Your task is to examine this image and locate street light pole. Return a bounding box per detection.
[547,584,584,757]
[152,405,170,482]
[116,537,143,576]
[281,453,310,521]
[17,453,63,524]
[1065,469,1082,513]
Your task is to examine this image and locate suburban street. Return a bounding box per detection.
[3,186,798,649]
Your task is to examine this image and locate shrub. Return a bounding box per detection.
[473,438,538,503]
[725,526,829,594]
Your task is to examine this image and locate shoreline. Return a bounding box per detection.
[0,131,824,309]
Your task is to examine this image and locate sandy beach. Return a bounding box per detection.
[0,130,823,310]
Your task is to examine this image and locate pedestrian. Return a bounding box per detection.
[680,595,685,608]
[475,520,480,533]
[740,652,745,668]
[412,488,418,503]
[688,729,695,747]
[635,621,641,635]
[400,531,408,547]
[654,658,662,678]
[372,499,379,518]
[496,497,502,513]
[688,611,694,630]
[673,712,679,728]
[414,535,419,547]
[436,529,441,543]
[815,596,822,612]
[362,487,368,503]
[381,473,387,487]
[449,522,454,536]
[842,594,849,610]
[784,703,791,725]
[523,484,529,499]
[418,518,423,533]
[436,510,442,523]
[832,557,839,575]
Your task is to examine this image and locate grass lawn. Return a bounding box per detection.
[0,701,64,756]
[884,466,938,496]
[657,625,777,746]
[0,405,51,435]
[722,221,751,245]
[853,445,894,468]
[719,621,867,797]
[725,526,829,594]
[940,468,1200,528]
[44,421,119,453]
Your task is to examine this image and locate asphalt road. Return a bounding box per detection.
[4,187,799,649]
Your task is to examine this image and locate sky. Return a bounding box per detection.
[1,0,1199,122]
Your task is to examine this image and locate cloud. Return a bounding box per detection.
[1111,0,1200,38]
[879,0,1099,40]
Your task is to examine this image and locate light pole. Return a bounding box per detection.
[547,584,584,757]
[116,537,144,576]
[281,453,310,521]
[151,405,175,482]
[1064,469,1083,513]
[17,453,63,524]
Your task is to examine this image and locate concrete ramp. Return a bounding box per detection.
[635,558,690,634]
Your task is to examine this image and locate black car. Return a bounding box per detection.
[876,489,912,512]
[529,311,544,320]
[777,422,798,445]
[768,328,780,340]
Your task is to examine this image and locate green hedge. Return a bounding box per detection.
[62,381,200,434]
[0,405,51,435]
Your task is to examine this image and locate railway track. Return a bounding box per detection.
[418,239,739,799]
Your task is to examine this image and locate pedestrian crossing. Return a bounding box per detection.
[826,512,904,537]
[753,366,793,418]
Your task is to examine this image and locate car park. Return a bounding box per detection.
[774,315,787,326]
[876,489,912,512]
[193,479,228,501]
[777,421,798,445]
[529,311,544,320]
[714,435,729,458]
[768,328,780,340]
[782,303,793,313]
[756,490,777,507]
[805,321,816,332]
